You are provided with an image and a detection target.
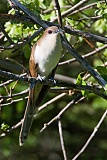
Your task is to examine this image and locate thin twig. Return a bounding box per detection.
[6,57,29,74]
[0,13,33,23]
[61,34,107,88]
[58,119,68,160]
[64,27,107,44]
[38,93,67,112]
[0,70,107,99]
[5,0,107,46]
[0,28,43,51]
[53,0,62,27]
[68,1,105,16]
[0,80,13,87]
[40,94,84,132]
[72,110,107,160]
[0,23,13,44]
[0,89,28,99]
[0,121,22,138]
[59,44,107,66]
[52,0,89,22]
[0,96,27,107]
[10,0,48,28]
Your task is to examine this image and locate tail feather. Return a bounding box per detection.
[19,84,43,146]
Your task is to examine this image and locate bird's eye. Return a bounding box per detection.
[48,30,52,34]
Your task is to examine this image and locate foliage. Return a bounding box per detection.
[0,0,107,160]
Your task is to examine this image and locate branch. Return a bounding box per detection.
[0,23,13,44]
[0,28,43,51]
[38,93,67,112]
[40,94,84,132]
[0,70,28,82]
[59,44,107,66]
[64,27,107,44]
[58,119,68,160]
[0,70,107,99]
[0,13,33,23]
[0,79,13,87]
[5,0,107,46]
[10,0,48,28]
[67,1,105,16]
[52,0,89,22]
[0,89,28,99]
[0,96,27,107]
[61,34,107,88]
[0,121,22,139]
[72,110,107,160]
[0,93,82,138]
[53,0,62,27]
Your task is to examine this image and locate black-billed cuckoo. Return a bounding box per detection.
[19,26,62,146]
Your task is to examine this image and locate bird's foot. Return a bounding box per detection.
[49,77,57,86]
[37,74,47,83]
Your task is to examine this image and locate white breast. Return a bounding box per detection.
[34,34,62,77]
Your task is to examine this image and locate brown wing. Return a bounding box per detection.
[19,43,43,145]
[19,44,57,145]
[29,43,38,78]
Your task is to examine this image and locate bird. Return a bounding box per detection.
[19,26,62,146]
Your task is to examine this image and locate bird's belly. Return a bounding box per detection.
[34,47,61,77]
[34,35,62,77]
[38,50,61,77]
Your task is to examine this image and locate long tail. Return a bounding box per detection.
[19,84,43,146]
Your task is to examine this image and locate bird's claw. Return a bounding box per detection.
[49,77,57,85]
[37,74,47,82]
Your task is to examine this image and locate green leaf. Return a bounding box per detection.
[95,9,102,16]
[76,74,82,85]
[76,73,89,98]
[96,66,107,81]
[102,13,107,20]
[1,123,10,131]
